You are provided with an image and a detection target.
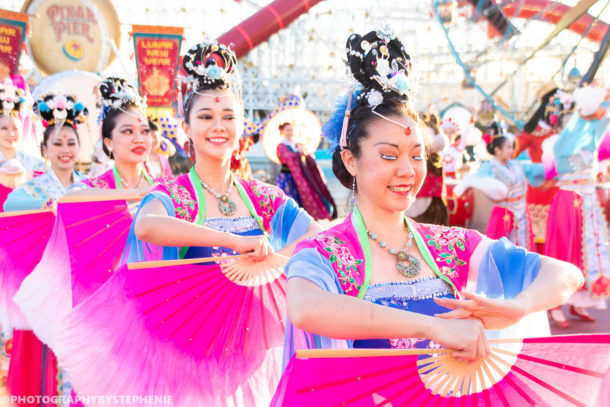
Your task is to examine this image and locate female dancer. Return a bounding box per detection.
[274,109,337,220]
[0,83,44,208]
[545,86,610,325]
[4,93,88,210]
[12,79,158,373]
[457,122,545,251]
[513,85,564,253]
[3,93,88,406]
[275,122,303,205]
[54,39,321,406]
[72,77,155,192]
[281,28,582,366]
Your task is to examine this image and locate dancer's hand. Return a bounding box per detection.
[434,291,528,330]
[229,235,274,262]
[430,317,489,361]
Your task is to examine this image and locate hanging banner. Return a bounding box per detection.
[132,25,183,113]
[21,0,120,74]
[0,9,28,80]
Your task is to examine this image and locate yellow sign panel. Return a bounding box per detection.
[22,0,120,74]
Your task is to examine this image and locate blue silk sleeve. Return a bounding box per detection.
[121,191,179,264]
[476,237,546,339]
[269,197,312,250]
[475,161,493,178]
[476,237,540,300]
[520,162,546,187]
[282,248,352,370]
[3,185,46,211]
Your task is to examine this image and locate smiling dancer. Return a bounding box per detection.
[51,39,322,407]
[277,27,582,377]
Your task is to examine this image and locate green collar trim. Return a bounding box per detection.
[351,206,458,298]
[181,167,268,259]
[112,166,153,190]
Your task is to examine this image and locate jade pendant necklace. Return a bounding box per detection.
[198,175,237,216]
[367,228,421,278]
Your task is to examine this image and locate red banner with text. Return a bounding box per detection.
[132,25,183,111]
[0,9,28,79]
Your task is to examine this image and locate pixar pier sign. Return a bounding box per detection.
[24,0,120,74]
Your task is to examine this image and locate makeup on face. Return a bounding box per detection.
[108,111,153,164]
[354,115,426,212]
[45,127,80,170]
[186,91,242,160]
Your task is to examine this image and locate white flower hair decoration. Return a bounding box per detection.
[35,93,88,128]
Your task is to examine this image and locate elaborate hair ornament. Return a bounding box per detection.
[182,38,241,99]
[0,82,26,116]
[324,25,417,151]
[322,88,361,151]
[98,77,146,122]
[482,121,504,145]
[35,93,88,129]
[339,92,353,149]
[371,106,412,135]
[440,117,459,133]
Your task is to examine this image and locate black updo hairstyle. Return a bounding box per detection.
[98,77,145,159]
[523,87,558,134]
[485,121,510,155]
[331,29,419,189]
[182,40,240,125]
[34,94,88,151]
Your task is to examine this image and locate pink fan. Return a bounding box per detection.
[125,254,288,360]
[0,209,54,330]
[58,255,288,406]
[272,334,610,407]
[58,195,140,306]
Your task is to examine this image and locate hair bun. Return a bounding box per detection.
[99,77,145,112]
[183,39,239,92]
[345,25,412,105]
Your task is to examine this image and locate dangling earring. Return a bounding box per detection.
[185,140,196,164]
[350,176,356,205]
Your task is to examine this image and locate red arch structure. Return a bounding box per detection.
[217,0,326,59]
[496,0,607,43]
[217,0,607,60]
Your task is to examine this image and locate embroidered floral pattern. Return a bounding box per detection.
[424,225,467,278]
[162,181,196,222]
[246,180,286,231]
[389,337,442,350]
[87,178,110,189]
[316,234,363,294]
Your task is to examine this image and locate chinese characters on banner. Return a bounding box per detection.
[132,25,183,116]
[0,9,28,80]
